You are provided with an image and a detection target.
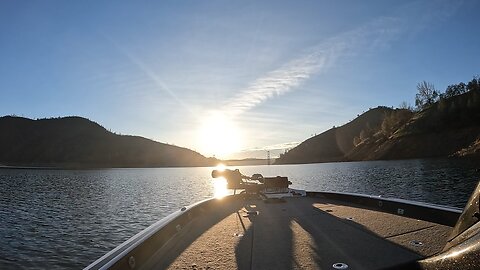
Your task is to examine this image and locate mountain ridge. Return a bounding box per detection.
[0,116,215,168]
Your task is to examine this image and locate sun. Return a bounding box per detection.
[197,112,242,158]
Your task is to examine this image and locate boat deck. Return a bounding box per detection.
[142,196,452,270]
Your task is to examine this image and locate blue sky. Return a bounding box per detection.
[1,0,479,159]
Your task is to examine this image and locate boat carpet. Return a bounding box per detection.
[144,196,452,270]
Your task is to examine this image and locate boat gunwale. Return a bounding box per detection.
[310,191,462,212]
[84,196,219,270]
[308,191,462,226]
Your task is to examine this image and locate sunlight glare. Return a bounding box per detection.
[197,112,242,158]
[213,177,228,199]
[215,163,226,171]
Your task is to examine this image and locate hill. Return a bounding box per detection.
[275,106,395,164]
[0,116,214,168]
[348,89,480,160]
[276,88,480,164]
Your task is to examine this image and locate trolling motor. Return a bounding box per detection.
[211,169,302,198]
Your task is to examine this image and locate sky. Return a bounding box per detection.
[1,0,479,159]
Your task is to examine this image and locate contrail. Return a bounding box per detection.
[221,17,399,116]
[221,0,460,116]
[221,47,329,116]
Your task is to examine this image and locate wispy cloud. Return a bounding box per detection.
[241,141,300,152]
[220,18,397,115]
[222,0,460,116]
[221,52,325,115]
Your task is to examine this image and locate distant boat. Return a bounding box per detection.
[85,170,480,270]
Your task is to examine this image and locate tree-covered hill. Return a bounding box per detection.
[276,76,480,164]
[275,106,395,164]
[0,116,214,168]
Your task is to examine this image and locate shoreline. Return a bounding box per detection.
[1,156,477,170]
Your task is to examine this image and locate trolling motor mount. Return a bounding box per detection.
[211,169,293,195]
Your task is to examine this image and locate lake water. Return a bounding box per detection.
[1,159,479,269]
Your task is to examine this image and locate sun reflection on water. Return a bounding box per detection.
[213,177,228,199]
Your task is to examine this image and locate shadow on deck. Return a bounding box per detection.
[147,196,451,270]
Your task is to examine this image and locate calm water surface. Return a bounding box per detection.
[1,159,479,269]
